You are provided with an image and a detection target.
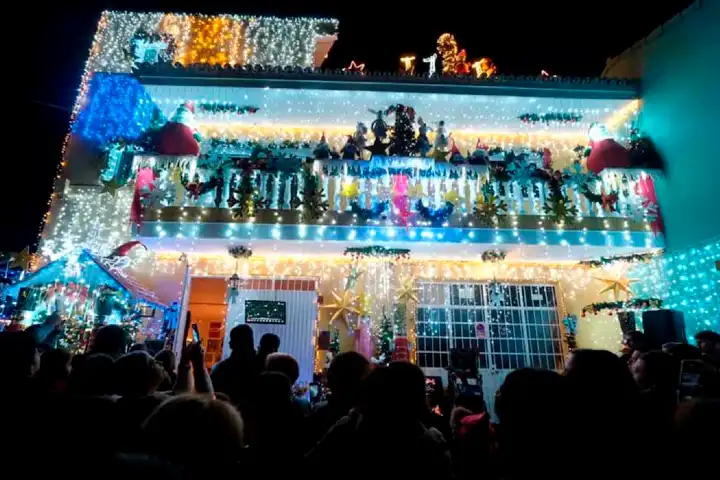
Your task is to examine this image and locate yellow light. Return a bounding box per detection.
[400,55,416,73]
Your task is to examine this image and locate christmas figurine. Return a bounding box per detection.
[314,132,332,160]
[369,109,389,141]
[416,117,432,157]
[586,123,631,174]
[341,135,358,160]
[157,102,202,156]
[353,122,368,159]
[449,137,465,163]
[469,138,489,165]
[431,120,450,161]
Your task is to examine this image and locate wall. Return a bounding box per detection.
[604,0,720,250]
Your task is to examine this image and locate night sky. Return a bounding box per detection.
[8,1,693,253]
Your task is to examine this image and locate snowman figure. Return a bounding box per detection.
[433,120,449,152]
[157,102,202,156]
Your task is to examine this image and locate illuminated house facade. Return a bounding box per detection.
[33,10,711,399]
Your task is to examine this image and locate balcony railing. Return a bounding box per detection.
[137,155,657,227]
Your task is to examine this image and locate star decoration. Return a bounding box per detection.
[406,183,425,199]
[101,178,123,197]
[356,292,371,318]
[10,247,31,271]
[443,190,460,206]
[396,277,420,305]
[592,275,638,300]
[343,60,365,74]
[322,290,360,328]
[341,180,360,199]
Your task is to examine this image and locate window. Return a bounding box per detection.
[415,282,564,372]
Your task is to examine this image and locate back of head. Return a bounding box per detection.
[37,348,72,381]
[632,350,678,392]
[327,351,370,403]
[114,351,164,396]
[69,353,116,396]
[258,333,280,354]
[496,368,564,429]
[265,352,300,385]
[694,330,720,355]
[0,331,39,381]
[229,324,254,354]
[565,349,637,402]
[256,371,293,412]
[663,342,702,361]
[91,325,128,358]
[360,361,427,422]
[154,349,176,374]
[129,343,148,352]
[142,394,244,468]
[623,331,648,352]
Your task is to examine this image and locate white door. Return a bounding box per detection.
[224,278,317,385]
[415,281,564,418]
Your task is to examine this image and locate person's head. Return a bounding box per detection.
[455,391,486,414]
[663,342,703,361]
[694,330,720,356]
[142,394,244,468]
[154,349,176,375]
[37,348,72,382]
[327,351,370,404]
[91,325,128,358]
[114,351,165,396]
[256,371,293,411]
[129,343,148,352]
[265,352,300,385]
[0,331,39,381]
[69,353,116,395]
[258,333,280,355]
[229,324,254,354]
[631,350,678,392]
[621,331,647,354]
[359,361,427,422]
[674,399,720,463]
[495,368,564,427]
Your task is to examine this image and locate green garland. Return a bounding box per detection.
[344,246,411,260]
[481,249,506,263]
[519,112,583,124]
[578,251,663,268]
[543,192,578,225]
[582,298,663,316]
[198,103,259,115]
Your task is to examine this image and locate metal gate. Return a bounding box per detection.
[415,281,564,416]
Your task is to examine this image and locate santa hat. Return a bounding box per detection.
[183,102,195,114]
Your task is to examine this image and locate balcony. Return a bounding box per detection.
[134,154,662,254]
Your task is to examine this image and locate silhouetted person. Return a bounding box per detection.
[307,362,452,480]
[695,330,720,368]
[25,312,64,350]
[142,394,245,475]
[256,333,280,372]
[154,349,177,391]
[674,399,720,474]
[564,349,639,479]
[494,369,565,479]
[129,343,148,352]
[211,324,257,409]
[90,325,128,359]
[306,352,370,447]
[0,331,39,393]
[69,353,116,396]
[35,347,72,393]
[620,330,648,364]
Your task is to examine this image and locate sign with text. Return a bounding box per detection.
[245,300,286,325]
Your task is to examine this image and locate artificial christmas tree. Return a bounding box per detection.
[375,312,394,365]
[388,104,417,157]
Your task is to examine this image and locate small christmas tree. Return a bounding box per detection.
[388,104,417,157]
[375,312,394,365]
[393,303,408,336]
[329,327,340,355]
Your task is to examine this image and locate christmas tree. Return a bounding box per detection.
[393,303,408,336]
[329,327,340,355]
[388,104,417,157]
[375,312,394,365]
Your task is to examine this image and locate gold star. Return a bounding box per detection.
[101,178,123,197]
[10,247,31,271]
[356,292,371,318]
[322,290,360,328]
[341,180,360,199]
[396,277,420,305]
[444,190,460,206]
[592,274,638,300]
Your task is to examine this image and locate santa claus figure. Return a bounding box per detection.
[157,102,202,156]
[586,123,631,174]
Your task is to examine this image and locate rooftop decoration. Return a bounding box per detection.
[436,33,496,77]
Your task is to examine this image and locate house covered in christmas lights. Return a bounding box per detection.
[29,10,714,400]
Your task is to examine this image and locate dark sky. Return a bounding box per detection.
[8,0,693,253]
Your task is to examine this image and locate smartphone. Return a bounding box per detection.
[678,359,704,400]
[191,323,202,344]
[182,312,192,347]
[309,382,320,401]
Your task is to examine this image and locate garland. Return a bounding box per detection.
[578,251,663,268]
[344,246,411,260]
[415,200,454,227]
[473,184,508,226]
[228,169,266,219]
[543,191,578,225]
[519,112,583,124]
[298,168,328,223]
[350,200,388,221]
[197,103,259,115]
[228,245,253,259]
[481,249,506,263]
[581,298,663,316]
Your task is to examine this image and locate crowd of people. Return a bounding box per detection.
[1,322,719,479]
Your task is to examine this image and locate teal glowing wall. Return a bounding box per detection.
[637,0,720,250]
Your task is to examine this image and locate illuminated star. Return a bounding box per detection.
[341,180,360,199]
[322,290,360,328]
[592,274,638,300]
[396,277,420,305]
[343,60,365,74]
[101,178,123,197]
[10,247,31,271]
[356,292,371,318]
[443,190,460,206]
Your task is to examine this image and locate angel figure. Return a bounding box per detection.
[416,117,432,157]
[369,109,389,142]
